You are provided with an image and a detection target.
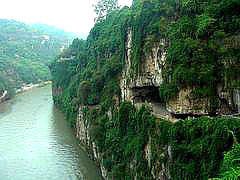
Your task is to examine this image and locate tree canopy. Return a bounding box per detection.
[94,0,120,22]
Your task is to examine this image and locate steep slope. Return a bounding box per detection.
[0,19,75,99]
[50,0,240,179]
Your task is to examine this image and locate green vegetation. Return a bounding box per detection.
[161,0,240,111]
[214,144,240,180]
[83,102,240,179]
[50,0,240,179]
[94,0,119,22]
[168,116,240,179]
[0,73,15,98]
[0,19,74,97]
[84,102,155,178]
[130,0,168,73]
[50,5,131,126]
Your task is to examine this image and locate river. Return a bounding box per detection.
[0,85,102,180]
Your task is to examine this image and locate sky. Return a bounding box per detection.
[0,0,132,38]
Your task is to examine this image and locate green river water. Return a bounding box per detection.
[0,85,102,180]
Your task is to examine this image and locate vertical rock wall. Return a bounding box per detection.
[76,106,108,179]
[74,30,240,180]
[233,89,240,113]
[120,31,168,119]
[75,31,171,180]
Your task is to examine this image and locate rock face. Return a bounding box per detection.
[76,106,90,146]
[233,89,240,113]
[120,31,168,120]
[75,31,171,180]
[74,30,240,180]
[167,87,209,115]
[144,137,172,180]
[76,106,108,179]
[120,31,240,116]
[121,31,165,100]
[76,104,171,180]
[120,31,213,117]
[215,84,240,114]
[164,84,239,116]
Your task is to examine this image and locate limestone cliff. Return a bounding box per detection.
[50,0,240,179]
[51,24,240,180]
[74,31,171,179]
[120,31,169,121]
[75,104,172,180]
[120,31,240,119]
[76,106,108,179]
[73,29,239,179]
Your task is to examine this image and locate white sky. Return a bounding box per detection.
[0,0,132,36]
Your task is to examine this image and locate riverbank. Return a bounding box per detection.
[16,81,52,94]
[0,81,52,104]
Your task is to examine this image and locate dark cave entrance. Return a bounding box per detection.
[131,86,161,103]
[131,86,169,116]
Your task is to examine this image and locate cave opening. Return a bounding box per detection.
[131,86,169,116]
[131,86,162,104]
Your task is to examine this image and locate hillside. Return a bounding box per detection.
[0,19,75,98]
[50,0,240,179]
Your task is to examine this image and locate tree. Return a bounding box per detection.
[93,0,119,22]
